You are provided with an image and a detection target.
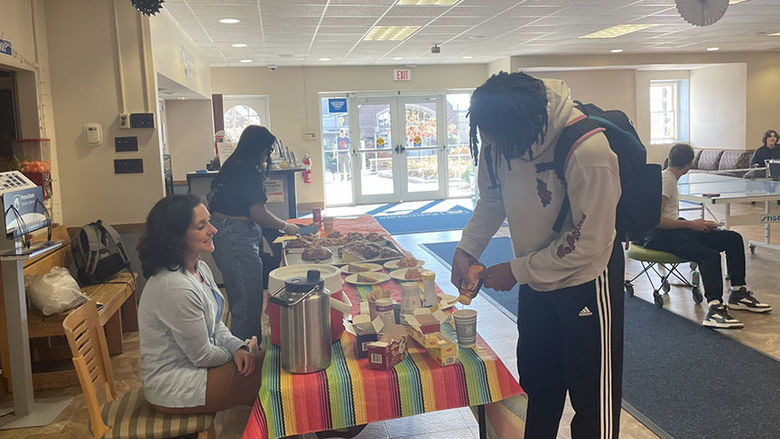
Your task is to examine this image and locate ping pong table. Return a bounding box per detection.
[677,173,780,253]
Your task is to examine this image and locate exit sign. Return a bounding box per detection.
[394,69,411,81]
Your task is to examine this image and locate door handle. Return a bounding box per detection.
[399,144,406,154]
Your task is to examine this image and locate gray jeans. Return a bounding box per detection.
[211,216,264,341]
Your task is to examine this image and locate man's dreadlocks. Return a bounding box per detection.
[467,71,548,167]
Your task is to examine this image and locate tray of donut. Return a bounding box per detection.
[283,231,404,266]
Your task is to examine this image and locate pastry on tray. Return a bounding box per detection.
[301,246,333,261]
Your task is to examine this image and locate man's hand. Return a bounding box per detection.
[233,348,257,377]
[687,219,718,232]
[481,262,517,291]
[451,247,476,289]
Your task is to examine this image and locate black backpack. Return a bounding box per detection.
[544,102,662,242]
[72,220,132,285]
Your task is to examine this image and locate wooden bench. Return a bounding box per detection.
[0,224,138,390]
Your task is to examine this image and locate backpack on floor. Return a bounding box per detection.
[544,102,662,242]
[71,220,132,285]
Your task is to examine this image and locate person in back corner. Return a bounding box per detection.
[208,125,300,341]
[644,143,771,329]
[749,129,780,167]
[452,71,624,438]
[137,194,263,414]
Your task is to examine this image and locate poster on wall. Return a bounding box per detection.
[0,39,12,56]
[328,98,347,113]
[265,178,284,203]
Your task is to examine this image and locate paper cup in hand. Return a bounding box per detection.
[324,217,335,233]
[453,309,478,348]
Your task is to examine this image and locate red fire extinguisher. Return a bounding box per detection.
[302,153,312,184]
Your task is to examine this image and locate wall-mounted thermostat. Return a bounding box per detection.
[84,123,103,145]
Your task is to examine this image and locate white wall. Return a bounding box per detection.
[531,69,636,122]
[46,0,164,225]
[165,99,215,181]
[690,64,747,150]
[150,10,211,98]
[211,64,488,205]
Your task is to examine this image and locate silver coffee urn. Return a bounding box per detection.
[269,269,332,373]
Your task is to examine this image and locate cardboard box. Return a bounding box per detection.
[407,325,440,348]
[425,335,458,367]
[404,308,448,348]
[366,324,408,370]
[351,313,384,359]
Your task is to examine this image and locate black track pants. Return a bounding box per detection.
[516,241,624,439]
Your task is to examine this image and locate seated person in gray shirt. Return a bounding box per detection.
[137,194,263,414]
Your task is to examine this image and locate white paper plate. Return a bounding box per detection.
[340,263,383,275]
[389,268,432,282]
[383,258,425,270]
[345,272,391,286]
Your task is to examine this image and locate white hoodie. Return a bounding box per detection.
[457,78,620,292]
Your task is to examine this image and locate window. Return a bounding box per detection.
[445,92,475,198]
[649,80,689,145]
[224,104,262,142]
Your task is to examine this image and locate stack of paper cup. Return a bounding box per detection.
[324,216,335,233]
[453,309,478,348]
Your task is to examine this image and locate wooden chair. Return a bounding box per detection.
[62,301,216,439]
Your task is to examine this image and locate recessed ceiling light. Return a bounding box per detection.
[219,18,240,24]
[580,24,656,39]
[319,57,331,62]
[177,97,185,100]
[239,59,253,63]
[397,0,458,5]
[232,43,247,48]
[461,55,473,59]
[706,47,719,51]
[364,26,420,41]
[769,32,780,36]
[610,49,624,53]
[392,56,404,60]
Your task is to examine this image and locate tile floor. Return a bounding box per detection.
[0,199,777,438]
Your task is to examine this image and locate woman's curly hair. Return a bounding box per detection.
[762,129,778,147]
[468,71,548,167]
[137,194,202,278]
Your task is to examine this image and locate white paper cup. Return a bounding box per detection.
[324,216,335,233]
[453,309,477,347]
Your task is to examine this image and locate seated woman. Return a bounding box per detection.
[137,194,262,414]
[749,129,780,167]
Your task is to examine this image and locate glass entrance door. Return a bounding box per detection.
[351,94,446,204]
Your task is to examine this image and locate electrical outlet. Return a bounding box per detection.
[130,113,155,128]
[115,136,138,152]
[119,113,130,129]
[114,159,144,174]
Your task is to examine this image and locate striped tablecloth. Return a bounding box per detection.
[243,215,524,439]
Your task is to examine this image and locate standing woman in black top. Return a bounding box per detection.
[208,125,300,341]
[749,129,780,167]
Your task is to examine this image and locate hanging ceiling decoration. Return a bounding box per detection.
[130,0,165,16]
[675,0,730,27]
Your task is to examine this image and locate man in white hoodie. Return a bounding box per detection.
[452,72,623,438]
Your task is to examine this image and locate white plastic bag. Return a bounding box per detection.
[25,266,89,316]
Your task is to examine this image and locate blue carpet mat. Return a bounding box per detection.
[422,239,780,439]
[374,205,473,235]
